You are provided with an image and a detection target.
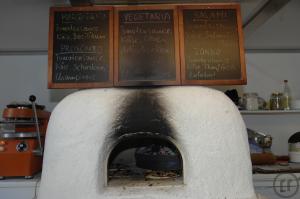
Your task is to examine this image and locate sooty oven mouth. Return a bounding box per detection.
[107,133,183,187]
[105,91,184,187]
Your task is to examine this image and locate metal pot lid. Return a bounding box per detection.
[0,132,38,139]
[6,102,45,110]
[288,132,300,143]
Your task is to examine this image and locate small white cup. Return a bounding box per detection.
[291,99,300,110]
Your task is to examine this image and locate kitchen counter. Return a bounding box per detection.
[0,174,40,199]
[253,173,300,199]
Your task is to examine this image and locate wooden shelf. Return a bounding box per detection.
[240,110,300,115]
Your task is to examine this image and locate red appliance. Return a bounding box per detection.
[0,96,50,179]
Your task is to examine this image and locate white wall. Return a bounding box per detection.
[0,54,76,111]
[244,52,300,100]
[245,0,300,49]
[0,0,51,51]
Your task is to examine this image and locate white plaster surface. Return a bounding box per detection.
[38,86,257,199]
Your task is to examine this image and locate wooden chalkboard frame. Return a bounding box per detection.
[48,6,114,89]
[114,5,181,86]
[178,4,246,85]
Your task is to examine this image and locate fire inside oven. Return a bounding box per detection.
[106,91,184,187]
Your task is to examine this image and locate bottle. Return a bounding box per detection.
[282,80,291,110]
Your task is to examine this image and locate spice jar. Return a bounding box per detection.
[270,92,283,110]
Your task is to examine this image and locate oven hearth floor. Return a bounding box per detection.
[108,164,183,187]
[108,176,183,187]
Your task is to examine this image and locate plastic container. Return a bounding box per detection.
[288,132,300,163]
[243,93,259,110]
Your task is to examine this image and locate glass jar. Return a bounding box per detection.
[270,92,283,110]
[243,93,259,110]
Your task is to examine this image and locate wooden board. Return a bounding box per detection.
[48,6,113,88]
[178,4,246,85]
[114,5,181,86]
[253,163,300,174]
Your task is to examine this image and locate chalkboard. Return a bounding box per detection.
[114,6,181,86]
[179,4,246,85]
[48,6,113,88]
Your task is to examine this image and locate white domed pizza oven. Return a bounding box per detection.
[38,87,258,199]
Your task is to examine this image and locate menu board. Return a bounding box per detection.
[48,7,113,88]
[179,4,246,85]
[47,4,246,88]
[114,6,180,86]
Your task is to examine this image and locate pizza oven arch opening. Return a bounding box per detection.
[105,133,184,187]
